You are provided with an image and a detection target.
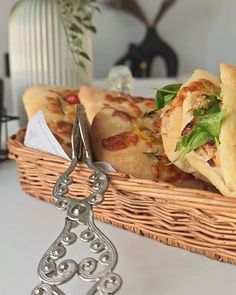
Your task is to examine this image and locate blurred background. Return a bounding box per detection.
[0,0,235,115]
[1,0,235,79]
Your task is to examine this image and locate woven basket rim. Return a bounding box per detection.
[9,129,236,265]
[8,130,236,205]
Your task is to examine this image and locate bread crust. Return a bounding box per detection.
[218,64,236,193]
[23,84,80,157]
[79,86,106,124]
[23,85,78,121]
[186,152,231,196]
[79,86,156,124]
[91,107,159,179]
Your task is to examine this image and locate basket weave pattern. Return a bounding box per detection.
[8,130,236,264]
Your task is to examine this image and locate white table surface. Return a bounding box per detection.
[1,160,236,295]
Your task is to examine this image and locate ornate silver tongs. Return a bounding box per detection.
[32,105,122,295]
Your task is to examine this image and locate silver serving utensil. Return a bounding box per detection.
[32,105,122,295]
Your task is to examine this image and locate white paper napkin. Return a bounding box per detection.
[24,111,70,160]
[24,111,116,173]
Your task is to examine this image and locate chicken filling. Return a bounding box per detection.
[176,80,226,167]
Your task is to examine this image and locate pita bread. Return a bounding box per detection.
[161,64,236,196]
[161,70,220,174]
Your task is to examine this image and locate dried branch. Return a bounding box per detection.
[152,0,177,27]
[102,0,149,26]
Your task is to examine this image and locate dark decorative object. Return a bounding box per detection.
[104,0,178,78]
[4,53,10,77]
[0,79,18,161]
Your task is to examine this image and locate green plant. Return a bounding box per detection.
[57,0,100,70]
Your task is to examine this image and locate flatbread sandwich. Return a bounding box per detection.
[159,64,236,196]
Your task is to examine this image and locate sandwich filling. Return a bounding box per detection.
[155,65,236,196]
[156,80,226,168]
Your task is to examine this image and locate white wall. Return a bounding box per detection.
[1,0,236,85]
[0,0,18,77]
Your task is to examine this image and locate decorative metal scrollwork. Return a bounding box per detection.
[32,105,122,294]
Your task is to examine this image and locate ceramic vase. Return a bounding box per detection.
[9,0,93,126]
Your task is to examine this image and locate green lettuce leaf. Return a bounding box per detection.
[175,108,227,160]
[155,83,182,109]
[196,109,227,140]
[176,127,212,160]
[208,92,221,114]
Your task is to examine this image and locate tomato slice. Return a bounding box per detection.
[65,93,80,104]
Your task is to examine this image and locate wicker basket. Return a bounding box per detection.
[8,129,236,265]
